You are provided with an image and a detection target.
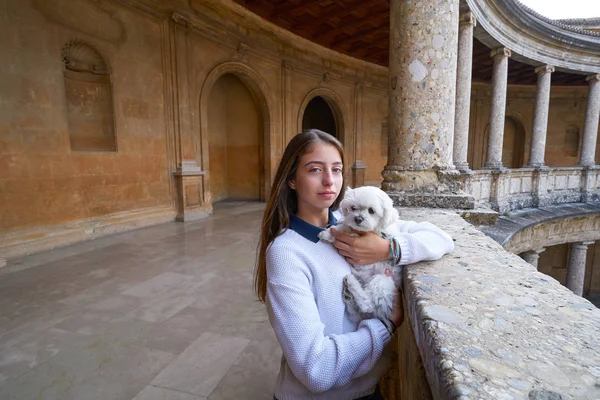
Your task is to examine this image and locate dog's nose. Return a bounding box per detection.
[354,216,363,225]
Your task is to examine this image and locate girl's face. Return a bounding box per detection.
[289,142,343,222]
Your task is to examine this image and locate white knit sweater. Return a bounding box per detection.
[266,213,454,400]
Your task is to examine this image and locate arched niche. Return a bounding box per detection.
[62,40,116,152]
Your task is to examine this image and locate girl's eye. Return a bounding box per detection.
[333,167,343,173]
[351,206,357,211]
[368,208,375,214]
[309,167,321,172]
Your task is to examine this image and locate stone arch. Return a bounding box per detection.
[61,40,116,152]
[297,87,349,146]
[199,62,275,203]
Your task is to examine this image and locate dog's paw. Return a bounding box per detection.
[318,229,334,243]
[342,275,355,302]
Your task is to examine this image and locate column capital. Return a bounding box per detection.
[490,47,511,59]
[535,65,555,74]
[459,11,477,28]
[586,74,600,83]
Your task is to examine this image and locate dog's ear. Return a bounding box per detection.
[339,187,354,216]
[380,190,399,228]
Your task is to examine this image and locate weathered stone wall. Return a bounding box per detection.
[0,0,389,257]
[0,0,171,235]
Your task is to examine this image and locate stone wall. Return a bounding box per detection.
[0,0,172,240]
[0,0,389,257]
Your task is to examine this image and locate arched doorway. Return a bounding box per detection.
[301,96,337,138]
[206,73,262,202]
[502,116,526,169]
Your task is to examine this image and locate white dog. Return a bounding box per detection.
[319,186,401,331]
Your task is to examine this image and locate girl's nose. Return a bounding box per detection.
[323,170,334,186]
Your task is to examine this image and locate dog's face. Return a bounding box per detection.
[339,186,399,233]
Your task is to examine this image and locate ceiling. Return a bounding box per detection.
[233,0,588,85]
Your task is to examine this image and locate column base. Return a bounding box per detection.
[381,168,474,209]
[351,160,367,188]
[483,162,504,170]
[453,162,471,173]
[388,192,475,209]
[174,160,212,222]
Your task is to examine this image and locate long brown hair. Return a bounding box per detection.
[254,129,345,302]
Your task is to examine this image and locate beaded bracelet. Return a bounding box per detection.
[388,237,402,265]
[380,317,397,336]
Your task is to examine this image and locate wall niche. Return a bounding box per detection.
[62,40,116,152]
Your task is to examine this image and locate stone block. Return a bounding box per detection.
[389,192,475,209]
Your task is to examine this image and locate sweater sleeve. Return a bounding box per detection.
[390,220,454,266]
[266,244,390,394]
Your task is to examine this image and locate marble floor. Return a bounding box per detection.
[0,201,281,400]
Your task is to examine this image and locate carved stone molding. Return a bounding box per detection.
[33,0,125,44]
[171,12,194,29]
[233,42,250,62]
[62,40,110,74]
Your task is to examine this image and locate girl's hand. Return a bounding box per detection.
[330,227,389,265]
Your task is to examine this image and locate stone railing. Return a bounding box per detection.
[381,208,600,400]
[466,167,600,213]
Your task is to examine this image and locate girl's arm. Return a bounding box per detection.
[331,220,454,265]
[389,219,454,265]
[266,245,390,393]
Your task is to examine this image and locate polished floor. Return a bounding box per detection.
[0,201,281,400]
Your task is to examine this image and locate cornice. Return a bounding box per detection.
[466,0,600,74]
[110,0,388,89]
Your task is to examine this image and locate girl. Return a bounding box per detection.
[255,129,454,400]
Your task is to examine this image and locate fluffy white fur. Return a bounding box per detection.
[319,186,401,331]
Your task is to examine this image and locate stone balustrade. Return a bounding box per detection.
[381,208,600,400]
[466,167,600,213]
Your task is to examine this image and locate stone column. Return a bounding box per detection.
[580,74,600,167]
[528,65,554,167]
[521,248,545,269]
[383,0,473,209]
[352,82,366,187]
[566,241,593,296]
[484,48,511,169]
[453,11,476,172]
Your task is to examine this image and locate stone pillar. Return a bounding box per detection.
[352,82,366,187]
[528,65,554,167]
[484,48,511,169]
[383,0,473,209]
[566,241,593,296]
[453,11,476,172]
[579,74,600,167]
[521,248,545,269]
[163,13,210,220]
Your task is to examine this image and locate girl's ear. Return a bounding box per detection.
[288,179,296,190]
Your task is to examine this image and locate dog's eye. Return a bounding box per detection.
[368,207,375,214]
[351,206,357,211]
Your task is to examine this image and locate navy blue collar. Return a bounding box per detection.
[289,209,338,243]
